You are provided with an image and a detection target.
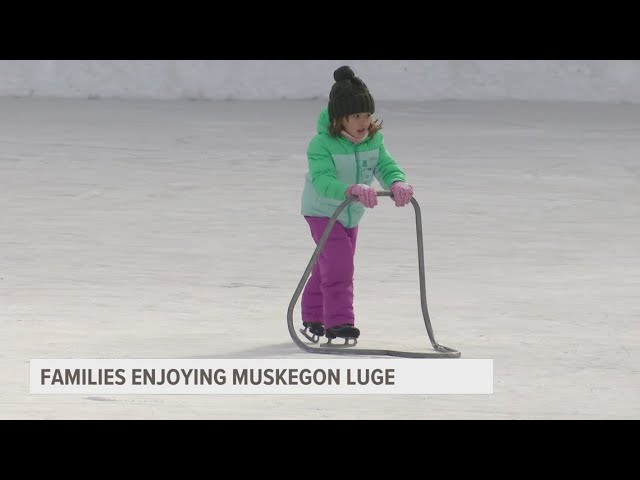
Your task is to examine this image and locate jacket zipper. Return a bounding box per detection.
[349,146,362,228]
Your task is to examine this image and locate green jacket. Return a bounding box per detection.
[301,108,406,228]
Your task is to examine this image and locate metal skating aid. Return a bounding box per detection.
[287,191,462,359]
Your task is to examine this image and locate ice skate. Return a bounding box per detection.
[321,324,360,347]
[300,321,325,343]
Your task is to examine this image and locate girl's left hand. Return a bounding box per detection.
[390,182,414,207]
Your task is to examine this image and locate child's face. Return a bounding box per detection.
[341,112,372,139]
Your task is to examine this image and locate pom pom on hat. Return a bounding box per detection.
[334,66,355,82]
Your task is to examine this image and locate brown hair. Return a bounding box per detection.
[328,115,383,139]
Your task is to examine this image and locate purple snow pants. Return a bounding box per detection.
[301,216,359,328]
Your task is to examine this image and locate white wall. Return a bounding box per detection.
[1,60,639,103]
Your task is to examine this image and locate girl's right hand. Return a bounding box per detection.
[346,184,378,208]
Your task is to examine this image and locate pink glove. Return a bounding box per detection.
[390,182,414,207]
[346,184,378,208]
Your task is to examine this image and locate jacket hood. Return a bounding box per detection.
[316,107,331,134]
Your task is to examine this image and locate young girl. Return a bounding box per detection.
[300,65,414,343]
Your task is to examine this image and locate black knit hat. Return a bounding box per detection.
[328,66,375,120]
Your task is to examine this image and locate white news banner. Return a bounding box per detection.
[31,358,493,395]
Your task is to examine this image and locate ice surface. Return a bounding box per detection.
[1,97,638,418]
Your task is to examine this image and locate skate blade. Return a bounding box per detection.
[320,338,357,348]
[299,328,321,344]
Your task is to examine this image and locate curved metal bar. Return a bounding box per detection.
[287,191,461,358]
